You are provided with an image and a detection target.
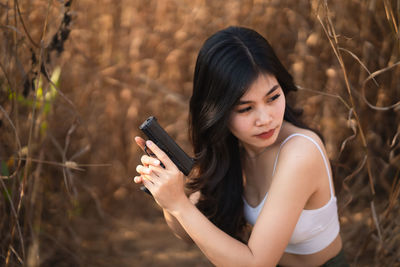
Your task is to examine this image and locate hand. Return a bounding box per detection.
[134,136,188,213]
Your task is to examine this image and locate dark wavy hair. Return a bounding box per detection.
[187,26,310,241]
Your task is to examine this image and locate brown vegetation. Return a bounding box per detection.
[1,0,399,266]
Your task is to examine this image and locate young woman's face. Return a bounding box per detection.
[228,73,286,156]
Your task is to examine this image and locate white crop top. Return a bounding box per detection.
[243,133,340,255]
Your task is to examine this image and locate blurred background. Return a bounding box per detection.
[1,0,399,266]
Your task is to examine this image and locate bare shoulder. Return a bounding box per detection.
[279,124,326,156]
[282,127,325,153]
[275,128,329,186]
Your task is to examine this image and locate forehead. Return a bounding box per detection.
[240,73,279,99]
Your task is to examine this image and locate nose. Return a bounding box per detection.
[255,108,272,127]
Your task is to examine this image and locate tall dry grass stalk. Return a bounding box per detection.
[315,1,400,265]
[0,0,93,266]
[1,0,399,266]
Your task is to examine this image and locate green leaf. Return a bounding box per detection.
[40,121,48,136]
[1,160,9,176]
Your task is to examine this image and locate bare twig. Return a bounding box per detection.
[338,47,379,87]
[361,62,400,111]
[41,62,80,114]
[297,85,351,110]
[6,1,53,264]
[383,0,399,35]
[390,130,400,148]
[14,0,39,48]
[370,200,383,243]
[318,2,375,196]
[0,104,22,179]
[383,169,400,219]
[0,25,24,36]
[338,108,357,158]
[15,157,111,170]
[9,245,23,264]
[340,155,368,209]
[0,178,25,264]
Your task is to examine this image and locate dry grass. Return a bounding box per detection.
[1,0,399,266]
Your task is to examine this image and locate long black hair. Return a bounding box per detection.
[187,26,309,241]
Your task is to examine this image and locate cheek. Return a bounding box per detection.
[228,115,249,137]
[276,95,286,118]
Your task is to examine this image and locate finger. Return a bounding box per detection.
[141,155,160,167]
[136,165,161,184]
[135,136,146,152]
[133,176,143,183]
[142,178,155,192]
[142,174,155,183]
[145,140,175,170]
[147,164,163,179]
[136,165,152,176]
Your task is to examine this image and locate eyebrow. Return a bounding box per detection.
[237,85,280,105]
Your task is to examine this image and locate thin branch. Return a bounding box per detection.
[370,200,383,243]
[383,0,399,34]
[361,62,400,111]
[0,104,22,180]
[338,47,379,87]
[337,108,357,159]
[296,85,352,110]
[9,246,23,264]
[341,155,368,209]
[14,0,39,48]
[15,157,111,170]
[0,25,24,36]
[318,2,375,196]
[41,62,81,116]
[6,1,53,264]
[0,178,25,264]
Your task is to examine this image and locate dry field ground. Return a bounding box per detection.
[1,0,400,266]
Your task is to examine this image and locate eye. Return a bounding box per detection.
[268,94,281,103]
[237,106,252,113]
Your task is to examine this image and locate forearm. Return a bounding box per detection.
[162,191,202,243]
[163,209,193,243]
[170,198,258,267]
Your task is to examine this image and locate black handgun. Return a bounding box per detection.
[139,116,194,194]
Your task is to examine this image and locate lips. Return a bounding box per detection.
[255,129,275,139]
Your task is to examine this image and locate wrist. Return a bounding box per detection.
[167,195,193,218]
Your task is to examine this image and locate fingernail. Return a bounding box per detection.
[154,159,160,165]
[146,140,153,146]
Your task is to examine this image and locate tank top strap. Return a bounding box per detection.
[272,133,334,198]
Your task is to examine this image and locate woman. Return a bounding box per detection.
[134,26,348,267]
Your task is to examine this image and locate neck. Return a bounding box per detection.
[242,145,270,160]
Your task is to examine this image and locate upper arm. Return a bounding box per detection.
[247,136,325,265]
